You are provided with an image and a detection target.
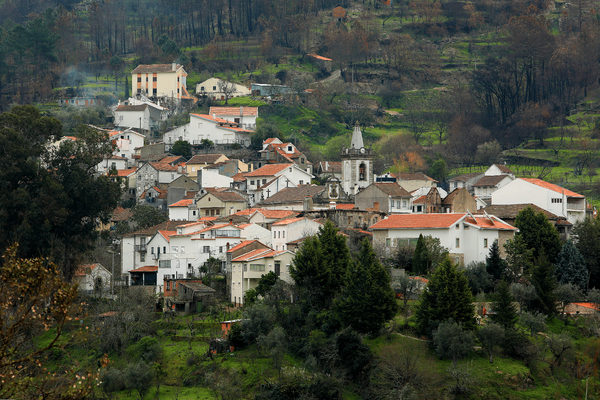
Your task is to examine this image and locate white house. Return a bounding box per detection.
[208,106,258,131]
[96,155,128,175]
[271,217,322,251]
[196,78,251,100]
[169,199,195,221]
[74,263,113,294]
[491,178,587,225]
[109,128,146,166]
[370,213,517,266]
[244,163,314,206]
[114,102,168,134]
[163,113,253,150]
[230,248,294,306]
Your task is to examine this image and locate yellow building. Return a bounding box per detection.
[131,63,192,100]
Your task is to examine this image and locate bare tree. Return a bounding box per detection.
[217,79,237,105]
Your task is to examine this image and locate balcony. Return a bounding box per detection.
[135,244,147,252]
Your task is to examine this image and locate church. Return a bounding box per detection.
[341,122,374,196]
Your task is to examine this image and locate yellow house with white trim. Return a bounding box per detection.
[131,63,192,100]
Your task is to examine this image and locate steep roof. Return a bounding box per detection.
[227,240,262,253]
[258,186,325,205]
[169,199,193,207]
[245,164,293,177]
[476,204,569,223]
[492,164,513,173]
[350,123,364,149]
[209,106,259,117]
[473,175,510,187]
[442,188,465,205]
[463,216,517,230]
[395,172,437,182]
[370,214,465,229]
[132,64,184,74]
[232,249,284,262]
[520,178,585,198]
[128,221,190,236]
[187,154,227,165]
[448,172,484,182]
[374,182,412,197]
[149,162,180,172]
[75,263,102,277]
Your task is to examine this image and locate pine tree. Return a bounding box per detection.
[555,240,588,290]
[415,257,476,338]
[530,250,558,317]
[334,239,397,335]
[412,234,427,275]
[490,280,519,329]
[486,239,507,282]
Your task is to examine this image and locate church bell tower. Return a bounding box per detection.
[340,122,373,195]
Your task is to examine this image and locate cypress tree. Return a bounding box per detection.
[490,280,519,329]
[486,239,507,282]
[515,206,562,263]
[412,234,427,275]
[334,239,397,335]
[530,250,558,317]
[415,257,476,338]
[555,240,588,290]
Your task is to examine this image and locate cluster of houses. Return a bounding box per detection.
[67,63,593,311]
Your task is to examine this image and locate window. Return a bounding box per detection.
[216,209,220,215]
[213,86,216,90]
[151,247,154,254]
[201,86,205,91]
[278,231,280,238]
[205,210,210,216]
[234,118,240,123]
[288,146,292,151]
[181,246,185,253]
[166,281,170,291]
[276,245,278,250]
[203,246,210,253]
[455,224,460,229]
[159,260,171,268]
[483,238,488,248]
[250,180,255,185]
[163,246,166,253]
[153,88,157,95]
[146,77,148,82]
[262,179,267,185]
[282,231,285,238]
[140,253,145,262]
[455,238,460,248]
[172,246,178,253]
[299,180,303,185]
[177,77,180,82]
[552,198,563,204]
[137,77,141,82]
[153,77,157,82]
[250,264,265,271]
[274,231,276,238]
[219,246,223,253]
[193,210,197,216]
[403,200,407,208]
[386,238,391,247]
[359,163,366,181]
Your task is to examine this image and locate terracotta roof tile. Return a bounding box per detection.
[370,214,465,229]
[520,178,585,198]
[448,172,484,182]
[149,162,180,172]
[112,168,137,177]
[130,265,158,272]
[493,164,513,173]
[394,172,436,182]
[128,221,189,236]
[116,104,148,112]
[227,240,261,253]
[75,263,101,277]
[169,199,193,207]
[245,164,293,177]
[209,106,259,117]
[190,113,228,123]
[336,204,355,210]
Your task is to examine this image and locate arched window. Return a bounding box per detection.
[359,163,366,181]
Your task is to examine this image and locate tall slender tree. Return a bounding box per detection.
[514,206,562,264]
[490,280,519,329]
[555,240,587,290]
[486,239,507,283]
[530,250,558,317]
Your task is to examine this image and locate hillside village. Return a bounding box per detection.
[5,0,600,397]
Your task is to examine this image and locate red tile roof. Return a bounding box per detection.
[232,172,247,182]
[272,217,306,226]
[130,265,158,272]
[150,162,180,172]
[493,164,513,173]
[209,106,259,117]
[520,178,585,198]
[158,230,178,241]
[187,154,227,165]
[190,113,228,123]
[374,182,412,197]
[370,214,465,229]
[464,216,517,230]
[169,199,193,207]
[112,168,137,177]
[232,249,283,262]
[227,240,261,253]
[473,175,510,187]
[336,204,355,210]
[75,263,101,277]
[394,172,437,182]
[245,164,293,177]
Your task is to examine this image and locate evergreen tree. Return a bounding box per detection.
[530,250,558,317]
[514,206,562,263]
[490,280,519,329]
[412,234,427,275]
[572,217,600,289]
[334,239,397,335]
[415,257,476,338]
[291,221,350,311]
[555,240,588,290]
[171,140,192,159]
[486,240,507,282]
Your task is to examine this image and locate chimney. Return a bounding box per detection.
[197,169,202,190]
[240,106,243,116]
[172,62,177,71]
[177,165,182,173]
[373,201,379,211]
